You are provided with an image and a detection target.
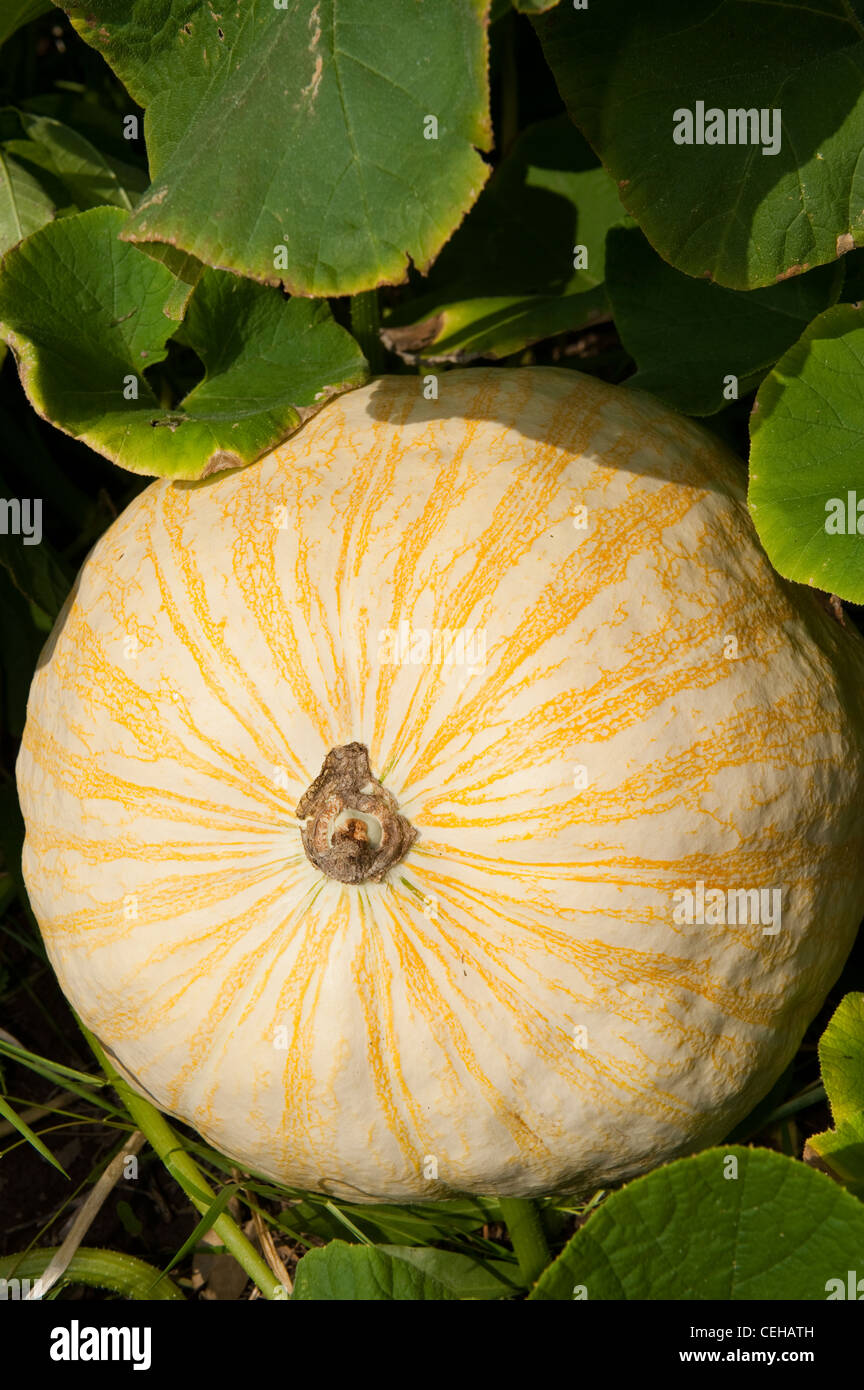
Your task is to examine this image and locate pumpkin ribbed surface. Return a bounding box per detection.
[17,367,864,1200]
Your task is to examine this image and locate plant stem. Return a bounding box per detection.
[766,1084,826,1125]
[0,1247,184,1301]
[81,1024,287,1301]
[499,1197,551,1287]
[350,289,386,375]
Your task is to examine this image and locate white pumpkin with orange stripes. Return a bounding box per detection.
[17,368,864,1201]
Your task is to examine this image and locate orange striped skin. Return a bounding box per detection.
[16,368,864,1200]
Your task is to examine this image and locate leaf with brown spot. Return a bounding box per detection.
[0,207,367,479]
[65,0,492,296]
[200,451,244,479]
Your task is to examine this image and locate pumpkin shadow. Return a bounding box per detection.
[362,367,744,496]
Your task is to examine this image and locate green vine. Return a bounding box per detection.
[0,1247,183,1300]
[81,1024,287,1301]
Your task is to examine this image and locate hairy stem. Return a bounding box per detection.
[499,1196,551,1287]
[0,1246,184,1301]
[351,289,387,375]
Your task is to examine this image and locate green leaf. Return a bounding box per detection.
[0,206,368,479]
[534,0,864,289]
[277,1195,499,1247]
[4,110,145,210]
[156,1183,240,1286]
[808,994,864,1197]
[136,241,204,322]
[0,1093,68,1175]
[0,106,150,256]
[0,141,55,257]
[287,1215,523,1298]
[292,1241,459,1300]
[607,226,842,414]
[176,268,366,444]
[818,994,864,1117]
[275,1199,360,1246]
[0,1037,106,1088]
[382,116,627,362]
[339,1198,500,1245]
[529,1146,864,1300]
[67,0,492,296]
[748,303,864,602]
[0,1,53,48]
[21,90,146,169]
[368,1246,523,1299]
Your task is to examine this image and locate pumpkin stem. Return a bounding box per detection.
[296,742,417,884]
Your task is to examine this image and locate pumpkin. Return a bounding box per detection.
[16,367,864,1202]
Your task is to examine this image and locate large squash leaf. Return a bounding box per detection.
[807,994,864,1198]
[534,0,864,290]
[65,0,492,297]
[530,1146,864,1299]
[0,207,368,479]
[748,304,864,603]
[606,226,842,415]
[294,1241,523,1300]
